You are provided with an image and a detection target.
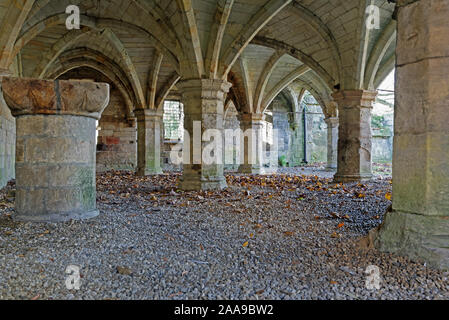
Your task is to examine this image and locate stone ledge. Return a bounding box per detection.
[334,173,373,182]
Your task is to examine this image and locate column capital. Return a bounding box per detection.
[238,113,265,123]
[2,77,110,120]
[324,117,339,127]
[126,116,137,127]
[332,90,377,109]
[177,78,232,96]
[134,108,163,120]
[325,101,338,118]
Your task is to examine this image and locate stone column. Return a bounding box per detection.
[177,79,231,191]
[376,0,449,269]
[324,117,339,171]
[289,112,303,167]
[332,90,377,182]
[1,77,109,222]
[136,109,163,176]
[238,113,265,174]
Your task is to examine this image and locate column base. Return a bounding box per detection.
[13,209,99,223]
[334,173,373,182]
[137,167,163,176]
[179,176,227,191]
[375,211,449,270]
[238,165,264,175]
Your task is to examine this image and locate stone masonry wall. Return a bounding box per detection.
[0,85,15,187]
[97,118,137,172]
[305,105,327,163]
[96,83,136,172]
[372,114,394,162]
[272,98,304,167]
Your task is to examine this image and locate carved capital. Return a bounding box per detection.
[135,108,163,121]
[332,90,377,109]
[177,79,232,99]
[1,77,110,120]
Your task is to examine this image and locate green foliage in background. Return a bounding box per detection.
[279,155,288,167]
[372,115,392,136]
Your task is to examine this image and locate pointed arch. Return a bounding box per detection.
[176,0,205,78]
[0,0,35,70]
[364,20,396,89]
[261,65,310,113]
[290,2,343,85]
[47,59,135,118]
[254,50,286,112]
[220,0,292,79]
[205,0,235,79]
[155,73,181,112]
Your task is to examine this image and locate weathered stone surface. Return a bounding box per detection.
[178,79,231,191]
[13,116,99,222]
[97,118,137,172]
[136,109,163,176]
[376,211,449,270]
[376,0,449,270]
[238,113,265,174]
[1,78,109,222]
[325,117,338,170]
[1,77,109,119]
[333,90,377,182]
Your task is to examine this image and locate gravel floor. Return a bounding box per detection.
[0,168,448,300]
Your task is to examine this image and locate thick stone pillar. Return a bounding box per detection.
[238,113,265,174]
[136,109,163,176]
[289,112,304,167]
[1,77,109,222]
[376,0,449,269]
[178,79,231,191]
[324,117,339,171]
[332,90,377,182]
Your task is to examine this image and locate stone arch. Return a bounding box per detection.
[45,50,135,117]
[364,20,396,90]
[219,0,292,79]
[37,28,146,110]
[33,27,93,78]
[290,2,343,85]
[224,99,237,120]
[254,50,286,113]
[260,65,311,114]
[251,37,335,90]
[373,54,395,90]
[13,14,180,73]
[295,81,330,118]
[18,0,182,58]
[176,0,205,78]
[155,73,181,112]
[0,0,34,70]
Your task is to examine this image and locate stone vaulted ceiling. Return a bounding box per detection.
[0,0,396,117]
